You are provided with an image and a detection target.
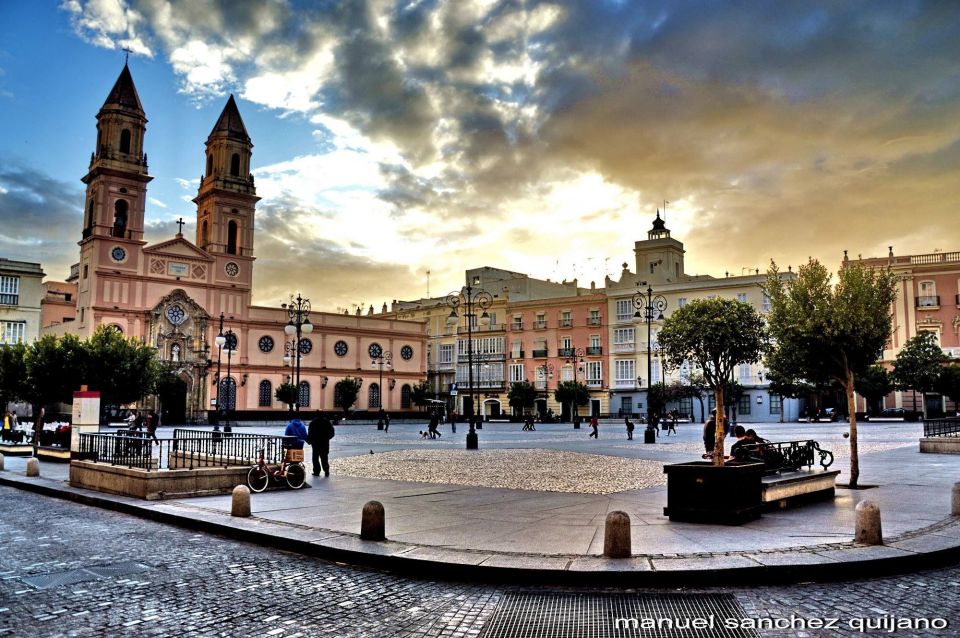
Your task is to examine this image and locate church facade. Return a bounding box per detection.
[46,65,427,423]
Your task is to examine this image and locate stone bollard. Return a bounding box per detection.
[26,457,40,477]
[603,511,631,558]
[952,483,960,517]
[855,500,882,545]
[231,485,251,517]
[0,452,4,471]
[361,500,386,541]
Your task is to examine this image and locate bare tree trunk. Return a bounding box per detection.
[713,387,725,466]
[845,369,859,488]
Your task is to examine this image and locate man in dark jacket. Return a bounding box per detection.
[307,412,335,477]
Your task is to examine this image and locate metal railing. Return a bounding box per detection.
[76,431,292,470]
[559,319,573,327]
[732,440,834,473]
[923,418,960,438]
[532,349,548,358]
[586,346,603,355]
[916,296,940,308]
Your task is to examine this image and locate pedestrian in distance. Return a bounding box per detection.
[624,417,634,440]
[384,413,390,433]
[702,408,717,459]
[667,410,678,436]
[428,413,441,439]
[146,409,160,444]
[307,411,335,477]
[589,415,599,439]
[284,416,308,449]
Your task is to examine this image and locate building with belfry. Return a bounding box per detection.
[41,64,427,423]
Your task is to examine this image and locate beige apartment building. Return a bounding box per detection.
[0,259,45,345]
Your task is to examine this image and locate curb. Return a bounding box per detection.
[2,471,959,587]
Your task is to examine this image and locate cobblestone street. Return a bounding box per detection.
[2,487,958,637]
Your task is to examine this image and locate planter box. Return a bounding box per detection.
[663,461,765,525]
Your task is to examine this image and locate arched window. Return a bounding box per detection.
[368,383,381,409]
[230,153,240,176]
[119,129,131,154]
[298,381,310,408]
[401,384,412,409]
[170,344,181,362]
[334,382,344,408]
[220,377,237,410]
[258,380,272,407]
[227,220,238,255]
[113,200,128,238]
[200,220,208,248]
[85,200,94,230]
[206,153,213,176]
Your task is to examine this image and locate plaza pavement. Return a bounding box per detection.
[2,418,959,585]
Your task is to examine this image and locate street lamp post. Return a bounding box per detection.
[284,294,313,413]
[633,281,668,426]
[565,347,585,424]
[222,328,236,430]
[371,350,393,418]
[213,312,225,424]
[538,362,555,420]
[446,284,493,450]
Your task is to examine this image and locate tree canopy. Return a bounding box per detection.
[855,365,895,415]
[508,380,537,411]
[83,326,163,408]
[658,297,767,465]
[553,380,588,418]
[764,258,897,486]
[410,380,432,409]
[335,377,362,413]
[893,331,947,416]
[935,365,960,405]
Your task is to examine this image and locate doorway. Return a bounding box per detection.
[158,376,187,426]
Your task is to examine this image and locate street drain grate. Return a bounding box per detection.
[21,562,152,590]
[479,592,758,638]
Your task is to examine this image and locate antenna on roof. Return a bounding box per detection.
[426,270,430,298]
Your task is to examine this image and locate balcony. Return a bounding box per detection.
[0,294,18,306]
[616,314,634,323]
[588,317,602,326]
[916,296,940,309]
[586,379,602,388]
[557,348,574,357]
[559,319,573,328]
[615,379,638,388]
[511,322,524,331]
[435,360,455,371]
[534,320,547,330]
[612,343,634,353]
[532,349,549,358]
[586,346,603,355]
[944,347,960,360]
[509,350,525,359]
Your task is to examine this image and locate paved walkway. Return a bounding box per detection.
[2,419,959,584]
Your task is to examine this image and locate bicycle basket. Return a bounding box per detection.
[285,448,304,462]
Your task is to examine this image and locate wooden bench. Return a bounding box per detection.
[734,439,838,510]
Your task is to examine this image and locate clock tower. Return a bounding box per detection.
[76,63,152,336]
[194,95,259,309]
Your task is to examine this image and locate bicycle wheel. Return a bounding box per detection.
[247,466,270,493]
[285,463,306,489]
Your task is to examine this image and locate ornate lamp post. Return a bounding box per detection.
[213,312,226,423]
[284,294,313,413]
[565,347,585,423]
[446,284,492,450]
[222,328,237,428]
[371,350,393,412]
[537,361,555,419]
[633,281,667,426]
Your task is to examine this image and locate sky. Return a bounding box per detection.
[0,1,958,312]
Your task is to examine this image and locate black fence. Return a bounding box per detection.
[732,439,834,474]
[76,431,293,470]
[923,418,960,438]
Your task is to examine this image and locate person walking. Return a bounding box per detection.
[589,415,599,439]
[428,413,441,439]
[702,409,717,458]
[625,417,634,440]
[307,411,335,477]
[384,413,390,433]
[667,411,678,436]
[146,410,160,443]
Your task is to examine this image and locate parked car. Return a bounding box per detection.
[863,407,922,422]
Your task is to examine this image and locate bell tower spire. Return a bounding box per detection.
[194,95,258,299]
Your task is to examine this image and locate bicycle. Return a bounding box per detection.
[247,446,306,492]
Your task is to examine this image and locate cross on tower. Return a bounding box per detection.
[122,47,133,64]
[176,217,185,235]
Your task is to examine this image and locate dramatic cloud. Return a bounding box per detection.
[57,0,960,309]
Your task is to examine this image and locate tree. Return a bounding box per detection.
[410,380,432,410]
[335,377,362,414]
[646,382,672,426]
[659,298,767,466]
[553,381,588,420]
[685,373,709,421]
[935,365,960,408]
[275,383,298,409]
[0,341,28,410]
[83,326,163,410]
[723,379,744,424]
[893,332,947,417]
[855,365,894,416]
[25,333,87,411]
[765,259,897,487]
[508,380,537,414]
